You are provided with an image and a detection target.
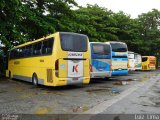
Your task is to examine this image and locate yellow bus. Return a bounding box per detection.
[6,32,90,86]
[142,56,156,70]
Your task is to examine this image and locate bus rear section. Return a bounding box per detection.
[54,32,90,86]
[109,42,128,76]
[135,53,142,70]
[90,42,112,78]
[142,56,156,70]
[6,32,90,87]
[128,51,135,71]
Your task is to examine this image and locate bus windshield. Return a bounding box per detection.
[128,53,134,59]
[142,57,148,62]
[60,33,88,52]
[135,54,141,60]
[110,43,127,52]
[92,44,110,55]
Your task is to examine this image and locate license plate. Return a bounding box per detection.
[73,78,78,81]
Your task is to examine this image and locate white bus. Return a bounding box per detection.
[128,51,135,71]
[134,53,142,70]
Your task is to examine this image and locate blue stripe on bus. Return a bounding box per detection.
[92,59,110,72]
[112,69,128,76]
[92,54,111,59]
[112,58,128,61]
[112,52,128,56]
[112,52,116,56]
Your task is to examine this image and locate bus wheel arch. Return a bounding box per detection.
[32,73,38,86]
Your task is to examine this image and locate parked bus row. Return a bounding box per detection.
[5,32,156,87]
[128,52,156,71]
[90,41,128,78]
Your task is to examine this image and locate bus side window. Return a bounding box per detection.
[10,50,14,59]
[33,42,42,56]
[10,49,18,59]
[42,40,48,54]
[42,38,54,55]
[25,45,32,57]
[18,47,25,58]
[47,38,54,54]
[14,49,19,59]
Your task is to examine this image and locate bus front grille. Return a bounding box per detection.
[47,69,53,83]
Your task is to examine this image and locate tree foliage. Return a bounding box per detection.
[0,1,160,73]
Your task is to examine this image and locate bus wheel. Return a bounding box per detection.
[9,71,12,80]
[32,74,38,86]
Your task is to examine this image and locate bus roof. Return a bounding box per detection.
[128,51,134,53]
[134,53,141,55]
[11,32,87,50]
[90,42,110,45]
[11,33,56,50]
[142,56,156,58]
[107,41,127,44]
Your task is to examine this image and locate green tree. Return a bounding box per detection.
[74,4,119,42]
[0,0,23,49]
[136,9,160,55]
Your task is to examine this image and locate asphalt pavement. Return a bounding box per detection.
[0,69,159,116]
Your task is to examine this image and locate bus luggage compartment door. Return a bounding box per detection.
[67,59,83,78]
[58,58,84,78]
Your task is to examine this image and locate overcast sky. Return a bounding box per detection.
[75,0,160,18]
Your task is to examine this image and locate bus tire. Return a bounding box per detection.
[32,73,38,86]
[9,71,12,80]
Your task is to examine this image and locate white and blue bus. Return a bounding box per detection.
[90,42,112,78]
[109,41,128,76]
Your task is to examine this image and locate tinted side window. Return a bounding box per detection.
[14,49,19,58]
[42,38,54,55]
[10,49,18,59]
[9,40,53,59]
[10,50,14,59]
[33,42,42,56]
[18,47,25,58]
[25,45,32,57]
